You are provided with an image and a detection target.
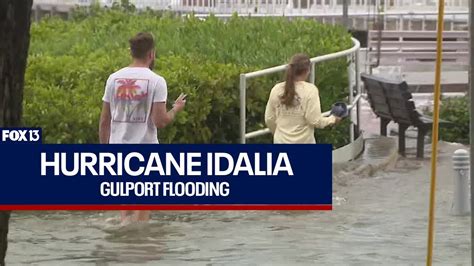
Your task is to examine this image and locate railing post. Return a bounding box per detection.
[354,48,361,139]
[400,14,404,30]
[452,149,471,215]
[408,14,412,30]
[347,54,354,143]
[451,18,454,31]
[240,74,247,144]
[452,14,457,31]
[309,62,315,84]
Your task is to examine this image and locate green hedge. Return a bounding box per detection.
[24,7,353,146]
[438,96,469,144]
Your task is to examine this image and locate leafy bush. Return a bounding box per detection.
[24,8,353,146]
[438,96,469,144]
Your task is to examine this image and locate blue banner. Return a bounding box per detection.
[0,140,332,210]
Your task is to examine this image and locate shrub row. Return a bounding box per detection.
[438,95,469,144]
[24,7,353,146]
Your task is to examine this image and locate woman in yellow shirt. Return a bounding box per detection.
[265,53,340,144]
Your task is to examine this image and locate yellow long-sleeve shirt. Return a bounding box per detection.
[264,81,336,144]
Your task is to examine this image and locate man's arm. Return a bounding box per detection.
[99,102,111,144]
[151,102,176,129]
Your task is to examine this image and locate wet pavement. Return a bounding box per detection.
[6,140,470,265]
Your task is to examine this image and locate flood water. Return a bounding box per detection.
[6,141,471,265]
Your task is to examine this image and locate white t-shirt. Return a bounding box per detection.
[102,67,167,144]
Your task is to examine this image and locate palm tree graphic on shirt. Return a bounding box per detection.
[114,79,148,122]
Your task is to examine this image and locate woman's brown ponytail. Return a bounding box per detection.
[280,53,311,106]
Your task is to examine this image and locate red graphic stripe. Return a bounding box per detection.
[0,205,332,211]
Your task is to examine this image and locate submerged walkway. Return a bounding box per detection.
[7,140,470,264]
[333,140,470,264]
[332,96,470,263]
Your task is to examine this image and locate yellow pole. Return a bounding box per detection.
[426,0,445,264]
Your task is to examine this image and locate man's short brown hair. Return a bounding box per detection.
[129,32,155,59]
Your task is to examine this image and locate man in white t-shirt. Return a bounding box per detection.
[99,32,186,223]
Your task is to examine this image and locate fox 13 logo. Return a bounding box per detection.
[0,128,42,143]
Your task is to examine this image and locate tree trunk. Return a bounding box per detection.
[0,212,9,266]
[0,1,33,265]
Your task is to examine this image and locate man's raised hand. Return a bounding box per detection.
[173,93,187,112]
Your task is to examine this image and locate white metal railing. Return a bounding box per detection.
[32,0,469,13]
[131,0,469,13]
[239,38,361,144]
[378,11,468,31]
[33,0,80,5]
[32,0,468,31]
[368,30,469,70]
[192,11,468,31]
